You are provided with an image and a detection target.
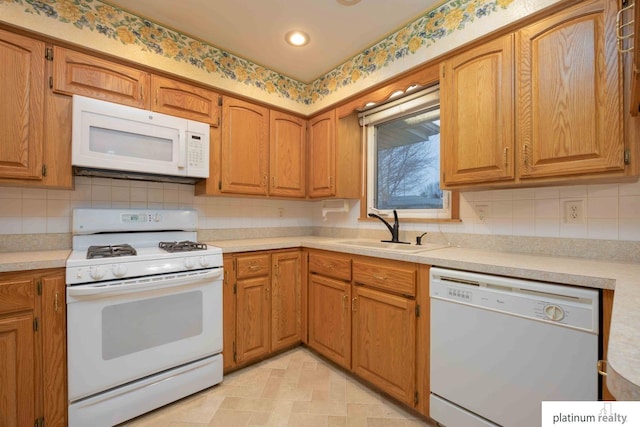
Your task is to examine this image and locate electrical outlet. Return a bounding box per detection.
[564,200,584,224]
[476,204,488,224]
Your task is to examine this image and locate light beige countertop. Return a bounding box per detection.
[0,249,70,272]
[1,237,637,400]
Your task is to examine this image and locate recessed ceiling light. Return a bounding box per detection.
[285,30,310,47]
[336,0,362,5]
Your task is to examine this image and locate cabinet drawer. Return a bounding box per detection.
[309,253,351,281]
[352,260,416,297]
[0,279,35,313]
[236,254,270,278]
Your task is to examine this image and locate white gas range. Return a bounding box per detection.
[66,208,224,427]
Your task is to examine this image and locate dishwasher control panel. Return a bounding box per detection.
[430,267,599,333]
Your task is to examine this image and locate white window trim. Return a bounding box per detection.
[360,85,451,220]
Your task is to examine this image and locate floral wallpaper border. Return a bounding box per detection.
[3,0,514,106]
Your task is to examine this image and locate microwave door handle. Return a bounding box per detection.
[67,268,223,298]
[177,132,186,171]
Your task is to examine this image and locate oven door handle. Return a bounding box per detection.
[67,268,223,298]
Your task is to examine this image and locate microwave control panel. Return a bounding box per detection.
[186,128,209,178]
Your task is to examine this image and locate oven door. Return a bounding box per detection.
[67,268,223,402]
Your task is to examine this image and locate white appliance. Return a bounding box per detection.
[429,267,599,427]
[72,95,210,183]
[66,209,223,427]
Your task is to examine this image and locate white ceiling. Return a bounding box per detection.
[104,0,441,83]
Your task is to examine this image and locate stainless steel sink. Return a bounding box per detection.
[334,239,448,253]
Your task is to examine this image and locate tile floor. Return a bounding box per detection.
[118,347,436,427]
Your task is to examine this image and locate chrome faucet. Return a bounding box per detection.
[368,210,409,244]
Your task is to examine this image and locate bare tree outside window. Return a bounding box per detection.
[374,109,442,210]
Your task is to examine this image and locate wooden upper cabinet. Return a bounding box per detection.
[517,0,623,179]
[441,34,515,187]
[269,111,306,197]
[53,46,150,108]
[631,0,640,116]
[220,96,270,195]
[308,110,336,198]
[0,29,45,180]
[151,75,220,126]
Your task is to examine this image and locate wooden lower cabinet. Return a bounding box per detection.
[0,268,66,427]
[0,312,35,427]
[352,285,416,406]
[601,289,615,400]
[271,251,302,351]
[236,275,271,363]
[224,250,302,371]
[306,250,429,415]
[308,274,351,368]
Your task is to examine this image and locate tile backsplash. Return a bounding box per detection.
[0,177,314,235]
[1,177,639,243]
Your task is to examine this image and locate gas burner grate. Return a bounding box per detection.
[87,244,137,259]
[159,240,207,253]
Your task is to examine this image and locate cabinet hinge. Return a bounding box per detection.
[624,149,631,165]
[37,280,42,296]
[42,164,47,177]
[233,341,237,362]
[34,416,45,427]
[218,180,222,191]
[218,95,222,106]
[45,48,53,61]
[233,283,237,294]
[48,76,53,89]
[414,391,419,405]
[33,317,39,331]
[415,304,420,317]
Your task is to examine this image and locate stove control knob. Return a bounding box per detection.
[184,258,195,269]
[89,266,106,280]
[112,264,128,278]
[199,256,212,267]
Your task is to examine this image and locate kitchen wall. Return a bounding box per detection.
[2,176,639,261]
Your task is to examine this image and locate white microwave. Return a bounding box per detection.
[72,95,210,183]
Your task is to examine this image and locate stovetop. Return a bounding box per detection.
[66,208,222,285]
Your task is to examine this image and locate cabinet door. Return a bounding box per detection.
[601,289,615,400]
[41,274,66,427]
[352,285,416,406]
[518,0,623,179]
[53,46,150,108]
[151,75,220,126]
[308,110,336,198]
[222,255,236,372]
[220,96,269,195]
[269,111,306,197]
[308,274,351,369]
[236,275,270,363]
[0,314,35,427]
[0,29,45,180]
[441,35,515,186]
[271,251,301,351]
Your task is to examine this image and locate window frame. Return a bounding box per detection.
[359,85,459,222]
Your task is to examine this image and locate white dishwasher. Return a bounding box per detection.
[429,267,599,427]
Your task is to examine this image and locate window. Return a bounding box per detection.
[360,85,452,220]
